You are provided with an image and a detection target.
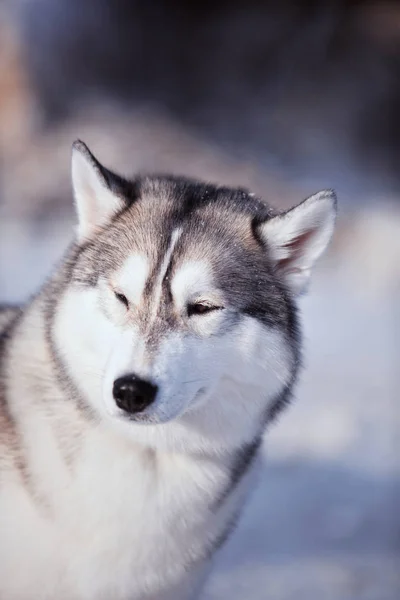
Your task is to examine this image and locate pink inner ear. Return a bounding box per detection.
[278,228,316,271]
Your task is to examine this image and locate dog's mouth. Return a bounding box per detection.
[112,386,209,425]
[185,386,208,410]
[123,411,161,424]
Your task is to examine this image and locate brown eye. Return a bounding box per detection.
[115,291,129,308]
[187,303,221,317]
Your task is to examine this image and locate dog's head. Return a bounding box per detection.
[51,141,336,450]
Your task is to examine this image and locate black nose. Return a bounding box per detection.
[113,375,158,415]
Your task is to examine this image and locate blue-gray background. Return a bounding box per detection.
[0,2,399,598]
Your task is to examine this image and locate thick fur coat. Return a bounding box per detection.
[0,141,336,599]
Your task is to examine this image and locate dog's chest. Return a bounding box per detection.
[43,433,234,599]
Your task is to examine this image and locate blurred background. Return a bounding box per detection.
[0,1,399,598]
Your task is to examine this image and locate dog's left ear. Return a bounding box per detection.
[71,140,127,242]
[256,190,337,295]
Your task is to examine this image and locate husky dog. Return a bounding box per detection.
[0,141,336,600]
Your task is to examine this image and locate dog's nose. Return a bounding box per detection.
[113,375,158,415]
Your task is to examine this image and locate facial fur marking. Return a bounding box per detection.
[115,254,149,306]
[171,261,214,310]
[148,228,182,321]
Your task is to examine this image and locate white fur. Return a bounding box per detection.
[171,260,216,309]
[114,254,150,306]
[260,190,336,295]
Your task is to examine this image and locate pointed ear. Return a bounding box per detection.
[256,190,337,295]
[71,140,126,242]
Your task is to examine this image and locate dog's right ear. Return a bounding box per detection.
[71,140,126,242]
[255,190,337,296]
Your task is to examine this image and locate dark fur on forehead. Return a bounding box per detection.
[137,174,276,220]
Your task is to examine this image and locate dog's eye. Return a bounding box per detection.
[114,291,129,308]
[187,303,221,317]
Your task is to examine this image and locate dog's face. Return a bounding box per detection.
[52,141,336,447]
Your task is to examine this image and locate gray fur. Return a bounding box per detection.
[0,305,21,336]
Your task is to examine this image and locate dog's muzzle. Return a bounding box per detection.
[113,374,158,415]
